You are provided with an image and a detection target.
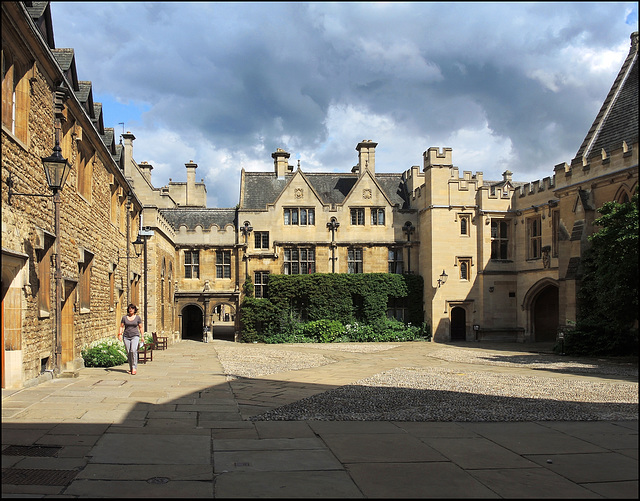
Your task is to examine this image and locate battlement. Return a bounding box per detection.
[554,141,637,190]
[423,147,453,169]
[516,175,556,197]
[402,165,425,195]
[449,167,484,185]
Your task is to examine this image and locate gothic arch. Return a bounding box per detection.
[521,277,558,312]
[522,278,559,342]
[450,306,467,341]
[613,182,636,203]
[180,303,203,341]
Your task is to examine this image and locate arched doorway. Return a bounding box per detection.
[533,285,559,342]
[182,304,203,341]
[211,302,236,341]
[450,307,466,341]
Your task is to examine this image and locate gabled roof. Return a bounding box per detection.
[25,1,54,49]
[51,48,79,91]
[92,103,104,135]
[101,127,115,153]
[160,208,237,231]
[575,32,638,162]
[240,171,410,210]
[341,168,396,207]
[76,81,95,119]
[271,170,325,208]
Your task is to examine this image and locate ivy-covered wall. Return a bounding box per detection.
[240,273,424,341]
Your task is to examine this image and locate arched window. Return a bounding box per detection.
[460,261,468,280]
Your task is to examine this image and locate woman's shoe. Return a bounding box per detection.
[131,369,137,375]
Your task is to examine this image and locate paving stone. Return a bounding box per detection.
[468,467,602,498]
[346,462,498,498]
[214,470,363,498]
[524,451,639,483]
[422,437,539,469]
[89,434,211,465]
[320,433,446,463]
[213,449,343,473]
[64,479,213,498]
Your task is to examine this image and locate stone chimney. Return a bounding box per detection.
[502,170,513,183]
[356,140,377,174]
[139,161,153,183]
[272,148,293,178]
[185,160,197,206]
[121,131,135,178]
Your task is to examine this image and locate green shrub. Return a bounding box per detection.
[239,297,279,343]
[342,322,376,342]
[370,318,429,342]
[302,319,345,343]
[81,337,127,367]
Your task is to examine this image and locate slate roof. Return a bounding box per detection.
[160,208,237,231]
[75,81,91,103]
[575,33,639,161]
[100,128,115,153]
[51,48,74,71]
[25,1,48,19]
[241,171,411,210]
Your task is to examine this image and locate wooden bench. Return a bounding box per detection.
[152,331,168,350]
[138,341,154,363]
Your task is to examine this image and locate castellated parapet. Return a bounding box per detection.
[423,146,453,169]
[516,175,556,198]
[554,140,637,191]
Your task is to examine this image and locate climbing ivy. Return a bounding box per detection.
[240,273,427,343]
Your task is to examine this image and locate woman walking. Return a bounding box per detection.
[118,303,144,375]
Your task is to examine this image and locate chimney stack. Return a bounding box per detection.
[356,140,377,174]
[272,148,292,178]
[185,160,197,206]
[139,161,153,183]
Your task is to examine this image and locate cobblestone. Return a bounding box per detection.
[213,341,639,422]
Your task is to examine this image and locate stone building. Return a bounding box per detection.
[2,1,638,389]
[2,2,144,388]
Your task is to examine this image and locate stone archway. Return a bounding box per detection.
[450,306,466,341]
[211,302,236,341]
[533,285,559,342]
[182,304,203,341]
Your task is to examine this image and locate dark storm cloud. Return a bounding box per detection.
[50,2,637,206]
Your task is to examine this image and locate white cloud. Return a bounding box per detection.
[50,1,638,208]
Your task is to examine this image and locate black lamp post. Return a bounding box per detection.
[8,132,71,374]
[402,221,415,273]
[437,269,448,288]
[45,139,71,374]
[327,217,340,273]
[132,235,144,258]
[240,221,253,278]
[134,229,153,333]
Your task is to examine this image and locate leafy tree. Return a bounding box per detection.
[566,190,638,355]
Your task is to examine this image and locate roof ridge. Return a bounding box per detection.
[576,32,638,161]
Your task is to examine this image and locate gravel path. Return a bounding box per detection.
[213,341,638,422]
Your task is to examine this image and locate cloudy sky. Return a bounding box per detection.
[51,2,638,208]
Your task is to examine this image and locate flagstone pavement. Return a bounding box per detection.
[2,339,638,498]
